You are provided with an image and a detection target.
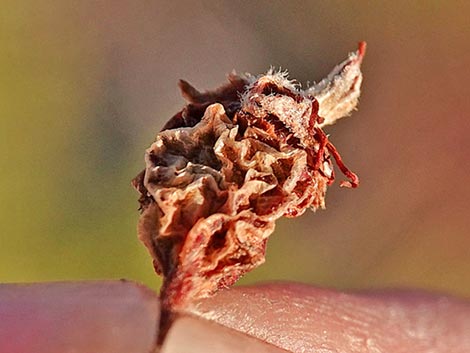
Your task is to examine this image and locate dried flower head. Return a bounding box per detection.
[133,42,366,311]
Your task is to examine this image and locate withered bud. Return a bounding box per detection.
[133,42,366,311]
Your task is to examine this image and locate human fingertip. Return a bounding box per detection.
[161,315,288,353]
[0,281,160,353]
[191,283,470,353]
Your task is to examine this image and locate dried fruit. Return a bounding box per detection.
[133,42,366,311]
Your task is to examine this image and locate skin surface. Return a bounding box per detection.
[1,281,470,353]
[0,281,160,353]
[191,283,470,353]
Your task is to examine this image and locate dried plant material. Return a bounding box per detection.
[133,42,366,311]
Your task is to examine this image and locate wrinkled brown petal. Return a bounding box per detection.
[133,43,365,311]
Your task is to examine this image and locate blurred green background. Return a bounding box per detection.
[1,1,469,297]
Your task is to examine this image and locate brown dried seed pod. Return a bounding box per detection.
[133,42,366,311]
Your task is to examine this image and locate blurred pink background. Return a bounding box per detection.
[1,1,469,297]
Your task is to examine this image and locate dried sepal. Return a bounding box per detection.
[307,41,366,127]
[133,43,366,311]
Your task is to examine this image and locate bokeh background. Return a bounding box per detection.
[2,1,469,297]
